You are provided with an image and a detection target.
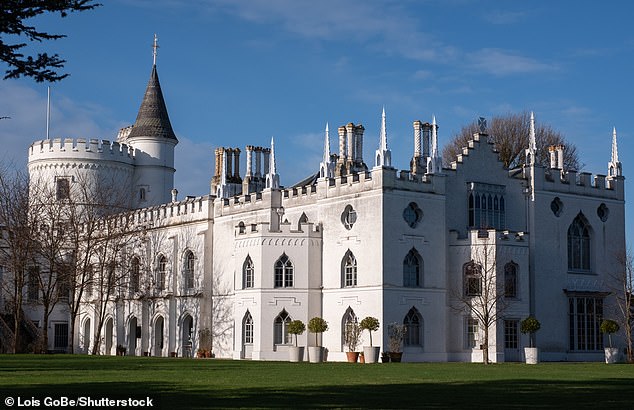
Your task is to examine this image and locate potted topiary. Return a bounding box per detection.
[307,316,329,363]
[521,316,541,364]
[288,320,306,362]
[343,321,362,362]
[116,344,126,356]
[360,316,381,363]
[387,323,407,362]
[600,319,620,364]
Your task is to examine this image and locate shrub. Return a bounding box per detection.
[288,320,306,347]
[520,316,541,348]
[600,319,620,349]
[360,316,380,347]
[307,317,328,346]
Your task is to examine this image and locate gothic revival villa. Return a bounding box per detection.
[7,42,626,362]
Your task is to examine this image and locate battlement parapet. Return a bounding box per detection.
[534,166,624,200]
[28,137,135,166]
[129,195,212,227]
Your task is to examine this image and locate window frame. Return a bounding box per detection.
[274,254,293,288]
[404,307,423,347]
[243,255,254,289]
[274,310,292,346]
[403,248,422,288]
[342,250,357,288]
[184,251,195,290]
[464,261,482,297]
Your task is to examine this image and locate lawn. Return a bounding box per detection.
[0,355,632,409]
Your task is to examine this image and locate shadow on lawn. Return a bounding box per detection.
[0,378,631,409]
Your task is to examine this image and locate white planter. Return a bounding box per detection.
[289,346,304,362]
[308,346,324,363]
[363,346,380,364]
[604,347,619,364]
[524,347,539,364]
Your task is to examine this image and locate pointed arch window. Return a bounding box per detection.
[156,255,167,291]
[568,214,591,272]
[404,307,423,347]
[274,254,293,288]
[403,248,422,287]
[464,261,482,297]
[342,250,357,287]
[504,262,518,298]
[130,257,140,293]
[298,213,308,231]
[467,183,505,230]
[243,311,254,345]
[243,255,254,289]
[274,310,292,345]
[184,251,195,289]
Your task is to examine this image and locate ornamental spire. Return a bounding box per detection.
[380,106,388,151]
[529,111,537,152]
[323,123,331,164]
[374,106,392,168]
[266,137,280,189]
[525,111,536,166]
[427,115,441,174]
[608,126,622,177]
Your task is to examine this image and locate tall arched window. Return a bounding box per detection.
[156,255,167,291]
[342,250,357,287]
[184,251,195,289]
[568,214,591,272]
[464,261,482,296]
[274,310,292,345]
[404,307,423,347]
[504,262,518,298]
[274,254,293,288]
[243,311,254,344]
[403,248,422,287]
[243,255,254,289]
[130,257,140,293]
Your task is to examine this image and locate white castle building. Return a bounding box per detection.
[15,45,627,362]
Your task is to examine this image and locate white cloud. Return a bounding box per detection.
[468,48,557,75]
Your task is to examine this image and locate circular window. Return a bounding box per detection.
[550,197,563,217]
[597,203,609,222]
[341,205,357,230]
[403,202,423,228]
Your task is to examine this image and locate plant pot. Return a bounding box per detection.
[143,351,149,357]
[389,352,403,362]
[205,351,213,358]
[346,351,359,363]
[363,346,380,364]
[381,352,390,363]
[289,346,305,362]
[604,347,619,364]
[308,346,324,363]
[524,347,539,364]
[170,352,177,358]
[359,353,365,363]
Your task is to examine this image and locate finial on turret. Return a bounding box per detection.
[529,111,537,151]
[374,106,392,168]
[152,34,159,66]
[380,106,388,151]
[608,126,622,178]
[266,137,280,189]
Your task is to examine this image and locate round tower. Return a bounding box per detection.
[122,57,178,208]
[28,137,135,209]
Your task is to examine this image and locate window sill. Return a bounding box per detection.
[567,270,595,275]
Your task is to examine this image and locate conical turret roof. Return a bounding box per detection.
[127,64,177,141]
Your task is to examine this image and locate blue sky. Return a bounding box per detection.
[0,0,632,246]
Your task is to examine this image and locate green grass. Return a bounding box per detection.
[0,356,633,409]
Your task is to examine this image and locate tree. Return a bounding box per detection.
[0,167,40,353]
[451,234,510,364]
[1,1,100,82]
[610,249,633,362]
[443,112,581,171]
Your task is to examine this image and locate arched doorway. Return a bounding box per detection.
[105,318,114,355]
[83,318,91,354]
[181,315,193,358]
[154,316,164,357]
[128,317,138,356]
